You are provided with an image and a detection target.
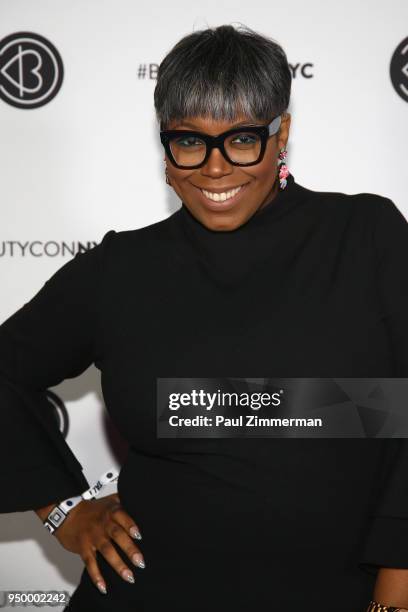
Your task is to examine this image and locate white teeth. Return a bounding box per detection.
[201,185,243,202]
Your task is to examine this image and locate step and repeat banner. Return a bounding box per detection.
[0,0,407,607]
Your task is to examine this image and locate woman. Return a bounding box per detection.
[1,23,408,612]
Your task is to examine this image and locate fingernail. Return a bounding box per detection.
[96,581,107,594]
[121,569,135,583]
[132,553,146,568]
[129,526,142,540]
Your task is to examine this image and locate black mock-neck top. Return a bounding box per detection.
[1,172,408,611]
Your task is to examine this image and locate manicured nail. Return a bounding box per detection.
[121,569,135,583]
[96,581,107,594]
[129,526,142,540]
[132,553,146,568]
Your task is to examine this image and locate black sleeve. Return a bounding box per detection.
[358,196,408,574]
[0,229,116,513]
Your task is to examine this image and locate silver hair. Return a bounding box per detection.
[154,23,292,130]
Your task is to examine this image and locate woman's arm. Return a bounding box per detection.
[0,229,152,593]
[0,229,116,513]
[359,196,408,606]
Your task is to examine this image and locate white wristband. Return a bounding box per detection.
[43,467,119,534]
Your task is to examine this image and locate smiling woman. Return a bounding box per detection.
[1,21,408,612]
[155,25,291,230]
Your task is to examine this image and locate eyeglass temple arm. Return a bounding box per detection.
[268,115,282,136]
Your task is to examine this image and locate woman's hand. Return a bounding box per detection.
[52,493,145,594]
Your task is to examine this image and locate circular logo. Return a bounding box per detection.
[46,390,70,438]
[390,36,408,103]
[0,31,64,109]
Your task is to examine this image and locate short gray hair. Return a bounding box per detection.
[154,23,292,130]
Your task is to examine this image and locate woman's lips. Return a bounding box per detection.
[195,182,250,212]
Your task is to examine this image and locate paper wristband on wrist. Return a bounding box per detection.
[42,468,119,534]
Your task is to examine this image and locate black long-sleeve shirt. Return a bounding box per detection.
[1,173,408,611]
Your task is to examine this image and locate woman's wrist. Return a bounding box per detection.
[367,600,408,611]
[35,468,119,535]
[372,568,408,611]
[34,502,60,522]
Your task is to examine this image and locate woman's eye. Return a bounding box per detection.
[231,134,257,145]
[175,136,204,147]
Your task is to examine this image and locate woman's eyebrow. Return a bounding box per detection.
[172,119,261,129]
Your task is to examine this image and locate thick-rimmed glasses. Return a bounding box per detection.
[160,115,282,170]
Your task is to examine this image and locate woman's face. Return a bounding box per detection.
[164,112,291,231]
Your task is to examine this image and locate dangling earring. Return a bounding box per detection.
[277,147,289,190]
[165,165,171,186]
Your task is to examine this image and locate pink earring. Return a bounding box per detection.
[277,147,289,190]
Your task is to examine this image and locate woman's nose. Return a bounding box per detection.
[199,146,233,178]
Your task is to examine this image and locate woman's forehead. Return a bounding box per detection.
[167,114,261,131]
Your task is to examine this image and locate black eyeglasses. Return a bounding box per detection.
[160,115,282,170]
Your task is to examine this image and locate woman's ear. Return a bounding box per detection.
[278,112,291,149]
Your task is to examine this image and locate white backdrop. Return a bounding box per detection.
[0,0,407,608]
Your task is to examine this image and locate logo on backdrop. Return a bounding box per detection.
[0,240,97,258]
[0,31,64,109]
[137,62,314,80]
[390,36,408,102]
[46,390,69,439]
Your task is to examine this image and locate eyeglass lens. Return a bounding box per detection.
[169,131,262,167]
